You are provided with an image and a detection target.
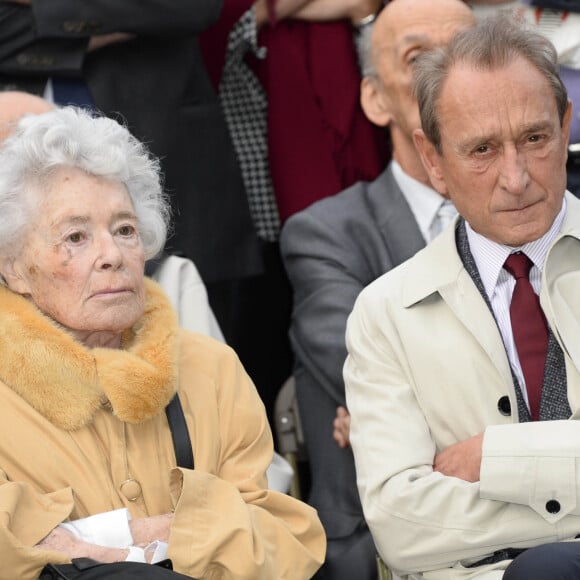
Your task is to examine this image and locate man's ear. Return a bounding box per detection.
[360,76,393,128]
[562,99,573,147]
[413,129,449,195]
[0,256,30,295]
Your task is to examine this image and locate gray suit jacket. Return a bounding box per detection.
[280,163,426,539]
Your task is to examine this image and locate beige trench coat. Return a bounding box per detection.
[345,193,580,580]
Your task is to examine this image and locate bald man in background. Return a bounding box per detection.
[0,91,54,142]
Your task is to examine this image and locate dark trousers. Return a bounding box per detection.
[503,542,580,580]
[313,523,378,580]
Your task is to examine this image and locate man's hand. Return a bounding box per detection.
[254,0,312,28]
[293,0,383,26]
[433,432,484,483]
[333,405,351,449]
[88,33,135,52]
[255,0,382,28]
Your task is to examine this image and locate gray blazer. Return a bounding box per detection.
[280,164,426,565]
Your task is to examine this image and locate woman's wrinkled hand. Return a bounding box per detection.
[36,526,128,562]
[129,513,173,548]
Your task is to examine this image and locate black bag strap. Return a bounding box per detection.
[165,394,194,469]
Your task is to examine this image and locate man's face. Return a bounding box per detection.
[421,57,570,246]
[374,0,475,140]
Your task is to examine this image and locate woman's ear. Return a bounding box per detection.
[0,256,31,295]
[412,128,449,195]
[360,76,393,128]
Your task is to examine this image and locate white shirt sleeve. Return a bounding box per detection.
[58,507,133,548]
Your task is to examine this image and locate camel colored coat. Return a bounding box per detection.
[0,279,325,580]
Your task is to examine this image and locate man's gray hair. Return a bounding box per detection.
[356,23,377,79]
[414,15,568,153]
[0,106,170,260]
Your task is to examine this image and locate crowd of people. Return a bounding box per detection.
[1,0,580,579]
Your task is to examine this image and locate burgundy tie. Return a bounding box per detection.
[503,252,549,421]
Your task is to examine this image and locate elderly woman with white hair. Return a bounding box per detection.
[0,106,325,580]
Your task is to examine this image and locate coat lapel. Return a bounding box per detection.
[543,195,580,375]
[402,221,515,392]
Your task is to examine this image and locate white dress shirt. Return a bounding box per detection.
[391,160,456,243]
[465,198,567,408]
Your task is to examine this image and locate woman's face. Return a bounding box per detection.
[7,166,146,347]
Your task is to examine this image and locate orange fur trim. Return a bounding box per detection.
[0,279,179,430]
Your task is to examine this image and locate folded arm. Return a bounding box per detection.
[0,0,220,77]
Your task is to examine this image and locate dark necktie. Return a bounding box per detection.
[503,252,549,420]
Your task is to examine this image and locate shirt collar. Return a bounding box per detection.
[391,160,446,243]
[466,197,567,299]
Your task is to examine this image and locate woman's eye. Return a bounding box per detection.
[67,231,84,243]
[118,225,135,236]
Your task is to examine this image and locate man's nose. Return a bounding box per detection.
[498,146,530,195]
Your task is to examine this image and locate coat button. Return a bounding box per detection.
[120,478,142,502]
[546,500,560,514]
[497,396,511,416]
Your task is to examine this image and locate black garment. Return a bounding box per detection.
[207,241,293,437]
[41,560,193,580]
[0,0,262,285]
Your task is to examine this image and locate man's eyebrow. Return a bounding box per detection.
[400,33,430,46]
[523,121,553,134]
[454,134,495,155]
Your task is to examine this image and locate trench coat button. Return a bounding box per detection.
[497,396,511,416]
[546,500,560,514]
[120,479,142,502]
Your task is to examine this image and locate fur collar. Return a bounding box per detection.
[0,278,179,430]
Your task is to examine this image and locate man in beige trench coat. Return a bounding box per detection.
[345,14,580,580]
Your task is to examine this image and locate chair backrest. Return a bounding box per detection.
[376,555,393,580]
[274,376,307,498]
